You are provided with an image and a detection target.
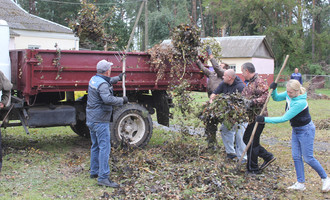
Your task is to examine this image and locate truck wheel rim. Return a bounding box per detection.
[118,113,146,145]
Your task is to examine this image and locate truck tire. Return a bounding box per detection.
[111,103,153,148]
[152,90,170,126]
[70,119,90,138]
[71,96,90,138]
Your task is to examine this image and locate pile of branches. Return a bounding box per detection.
[198,37,222,62]
[198,93,249,130]
[69,0,116,49]
[171,24,201,60]
[148,24,223,85]
[314,118,330,130]
[148,24,201,84]
[305,77,330,100]
[147,43,182,84]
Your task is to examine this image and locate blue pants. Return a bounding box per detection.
[220,123,247,160]
[291,121,327,183]
[86,122,111,180]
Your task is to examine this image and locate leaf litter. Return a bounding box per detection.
[109,135,287,199]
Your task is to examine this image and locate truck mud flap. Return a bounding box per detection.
[27,105,76,127]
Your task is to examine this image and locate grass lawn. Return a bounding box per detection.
[0,87,329,199]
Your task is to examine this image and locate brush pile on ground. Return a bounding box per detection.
[314,118,330,130]
[305,77,330,100]
[109,137,285,199]
[198,93,249,130]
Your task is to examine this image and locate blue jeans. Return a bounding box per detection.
[86,122,111,180]
[220,123,247,160]
[292,121,327,183]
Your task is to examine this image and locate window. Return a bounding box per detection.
[229,64,236,72]
[28,45,40,49]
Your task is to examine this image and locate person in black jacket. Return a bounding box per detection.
[210,69,247,161]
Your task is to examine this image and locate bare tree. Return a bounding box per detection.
[191,0,197,25]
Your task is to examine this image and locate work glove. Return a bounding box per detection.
[256,115,265,123]
[118,72,126,81]
[269,82,277,90]
[206,46,212,56]
[123,96,128,104]
[243,99,254,109]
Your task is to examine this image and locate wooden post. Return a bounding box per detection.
[122,1,145,96]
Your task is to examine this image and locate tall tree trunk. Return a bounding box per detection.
[199,0,205,37]
[312,0,315,61]
[212,14,215,36]
[297,0,304,37]
[221,25,226,37]
[192,0,197,25]
[156,0,160,11]
[145,0,148,51]
[289,11,292,25]
[29,0,36,15]
[173,3,177,17]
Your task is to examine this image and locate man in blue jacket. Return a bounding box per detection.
[210,69,247,162]
[290,68,303,84]
[86,60,127,187]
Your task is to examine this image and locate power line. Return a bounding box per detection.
[38,0,144,6]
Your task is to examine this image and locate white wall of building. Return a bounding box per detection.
[10,30,79,50]
[251,57,274,75]
[211,57,274,74]
[0,20,11,81]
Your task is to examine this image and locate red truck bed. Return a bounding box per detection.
[10,49,206,99]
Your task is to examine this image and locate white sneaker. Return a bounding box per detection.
[287,182,306,191]
[322,176,330,192]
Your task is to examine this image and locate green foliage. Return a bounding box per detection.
[105,15,130,51]
[17,0,81,27]
[15,0,330,69]
[198,93,249,130]
[171,24,201,59]
[303,64,326,75]
[69,0,117,50]
[171,81,196,117]
[148,8,174,46]
[202,0,329,71]
[199,37,222,60]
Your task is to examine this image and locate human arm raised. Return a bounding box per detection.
[196,59,212,77]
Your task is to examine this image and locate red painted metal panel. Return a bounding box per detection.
[10,49,207,99]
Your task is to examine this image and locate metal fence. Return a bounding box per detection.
[303,74,330,89]
[277,74,330,89]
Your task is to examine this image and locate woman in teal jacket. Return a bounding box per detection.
[256,79,329,192]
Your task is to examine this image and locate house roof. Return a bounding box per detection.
[208,36,275,59]
[0,0,73,34]
[162,35,275,59]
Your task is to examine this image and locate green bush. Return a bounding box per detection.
[303,64,326,75]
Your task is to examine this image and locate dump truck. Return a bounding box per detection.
[1,48,206,148]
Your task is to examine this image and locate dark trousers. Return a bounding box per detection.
[243,122,273,171]
[205,119,218,146]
